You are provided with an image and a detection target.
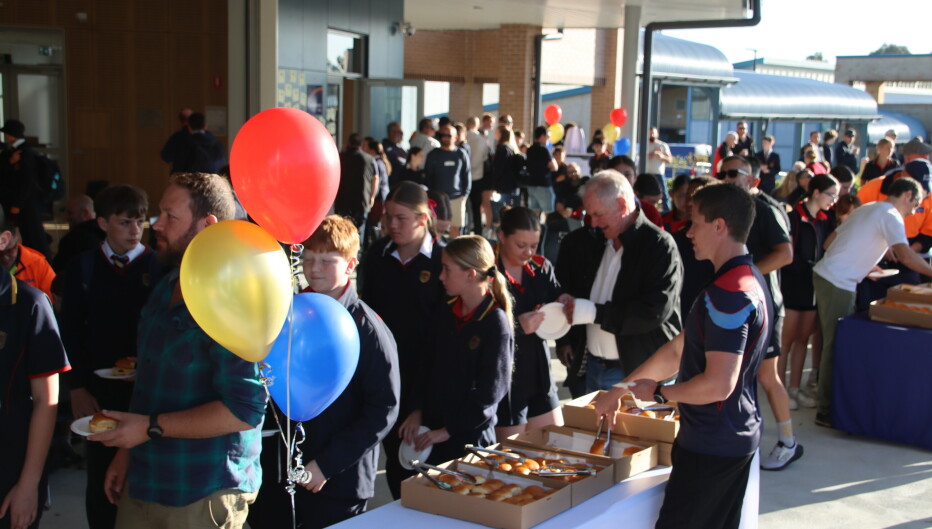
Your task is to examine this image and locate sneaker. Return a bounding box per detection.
[805,369,819,393]
[796,390,817,408]
[761,439,804,471]
[787,388,800,411]
[814,413,833,428]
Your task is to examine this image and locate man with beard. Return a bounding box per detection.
[91,172,267,529]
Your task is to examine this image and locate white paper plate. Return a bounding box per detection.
[399,426,432,470]
[94,368,134,380]
[71,416,94,437]
[536,302,571,340]
[868,269,900,279]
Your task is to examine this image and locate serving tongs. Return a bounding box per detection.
[410,459,478,488]
[464,444,526,464]
[534,467,597,477]
[591,415,613,457]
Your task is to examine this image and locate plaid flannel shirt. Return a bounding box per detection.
[128,269,267,506]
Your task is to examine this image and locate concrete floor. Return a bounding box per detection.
[45,357,932,529]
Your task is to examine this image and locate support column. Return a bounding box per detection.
[864,81,886,104]
[258,0,279,112]
[620,5,641,150]
[590,29,622,145]
[498,24,540,135]
[449,81,484,121]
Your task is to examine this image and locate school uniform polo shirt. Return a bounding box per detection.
[0,271,69,486]
[677,254,771,457]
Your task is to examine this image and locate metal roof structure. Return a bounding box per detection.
[720,71,880,121]
[869,110,928,144]
[649,34,738,84]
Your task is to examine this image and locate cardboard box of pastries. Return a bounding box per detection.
[400,459,571,529]
[561,391,678,465]
[885,283,932,305]
[506,425,657,483]
[459,441,616,506]
[869,297,932,329]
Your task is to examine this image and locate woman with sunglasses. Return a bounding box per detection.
[780,173,838,410]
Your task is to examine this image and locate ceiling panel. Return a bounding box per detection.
[404,0,747,31]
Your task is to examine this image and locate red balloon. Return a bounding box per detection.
[230,108,340,244]
[544,104,563,126]
[610,108,628,127]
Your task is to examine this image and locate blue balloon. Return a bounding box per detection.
[264,293,360,421]
[614,137,631,155]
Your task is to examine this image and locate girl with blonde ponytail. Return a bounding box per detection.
[398,235,515,464]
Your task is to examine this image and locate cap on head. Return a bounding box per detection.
[902,138,932,157]
[0,119,25,138]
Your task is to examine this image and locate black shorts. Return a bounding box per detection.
[765,309,784,359]
[782,269,817,311]
[656,441,754,529]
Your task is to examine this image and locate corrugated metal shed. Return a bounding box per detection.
[649,34,738,84]
[720,71,879,121]
[869,110,928,143]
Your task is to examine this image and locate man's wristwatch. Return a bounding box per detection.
[147,414,164,439]
[653,384,668,404]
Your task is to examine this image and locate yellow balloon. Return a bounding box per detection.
[549,123,565,144]
[602,123,619,144]
[180,220,292,362]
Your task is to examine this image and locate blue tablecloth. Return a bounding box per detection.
[833,312,932,450]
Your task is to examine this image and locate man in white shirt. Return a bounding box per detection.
[646,127,673,212]
[409,118,440,157]
[557,171,682,392]
[466,117,491,236]
[812,177,932,427]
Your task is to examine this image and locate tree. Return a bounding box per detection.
[870,43,911,55]
[806,52,825,62]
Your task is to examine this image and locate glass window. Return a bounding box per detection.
[327,31,365,76]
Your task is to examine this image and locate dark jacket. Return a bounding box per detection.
[835,140,860,174]
[425,147,471,199]
[492,144,518,194]
[416,294,514,464]
[358,236,445,416]
[555,209,683,384]
[334,148,376,221]
[171,131,226,174]
[297,285,400,500]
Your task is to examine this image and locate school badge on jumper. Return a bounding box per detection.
[419,270,431,283]
[0,331,6,350]
[469,336,481,350]
[142,274,151,287]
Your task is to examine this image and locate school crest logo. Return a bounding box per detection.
[469,336,481,350]
[0,331,6,349]
[419,271,431,283]
[142,274,151,287]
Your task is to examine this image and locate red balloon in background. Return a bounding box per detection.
[230,108,340,244]
[610,108,628,127]
[544,104,563,126]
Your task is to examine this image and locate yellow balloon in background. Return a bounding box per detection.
[602,123,619,144]
[549,123,565,144]
[180,220,292,363]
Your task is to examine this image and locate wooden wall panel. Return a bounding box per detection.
[3,0,228,207]
[169,0,205,35]
[95,0,133,31]
[14,0,55,26]
[134,0,167,32]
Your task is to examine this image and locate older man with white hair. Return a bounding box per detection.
[555,170,683,392]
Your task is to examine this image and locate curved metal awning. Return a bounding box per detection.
[720,71,880,121]
[648,34,738,84]
[869,110,928,144]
